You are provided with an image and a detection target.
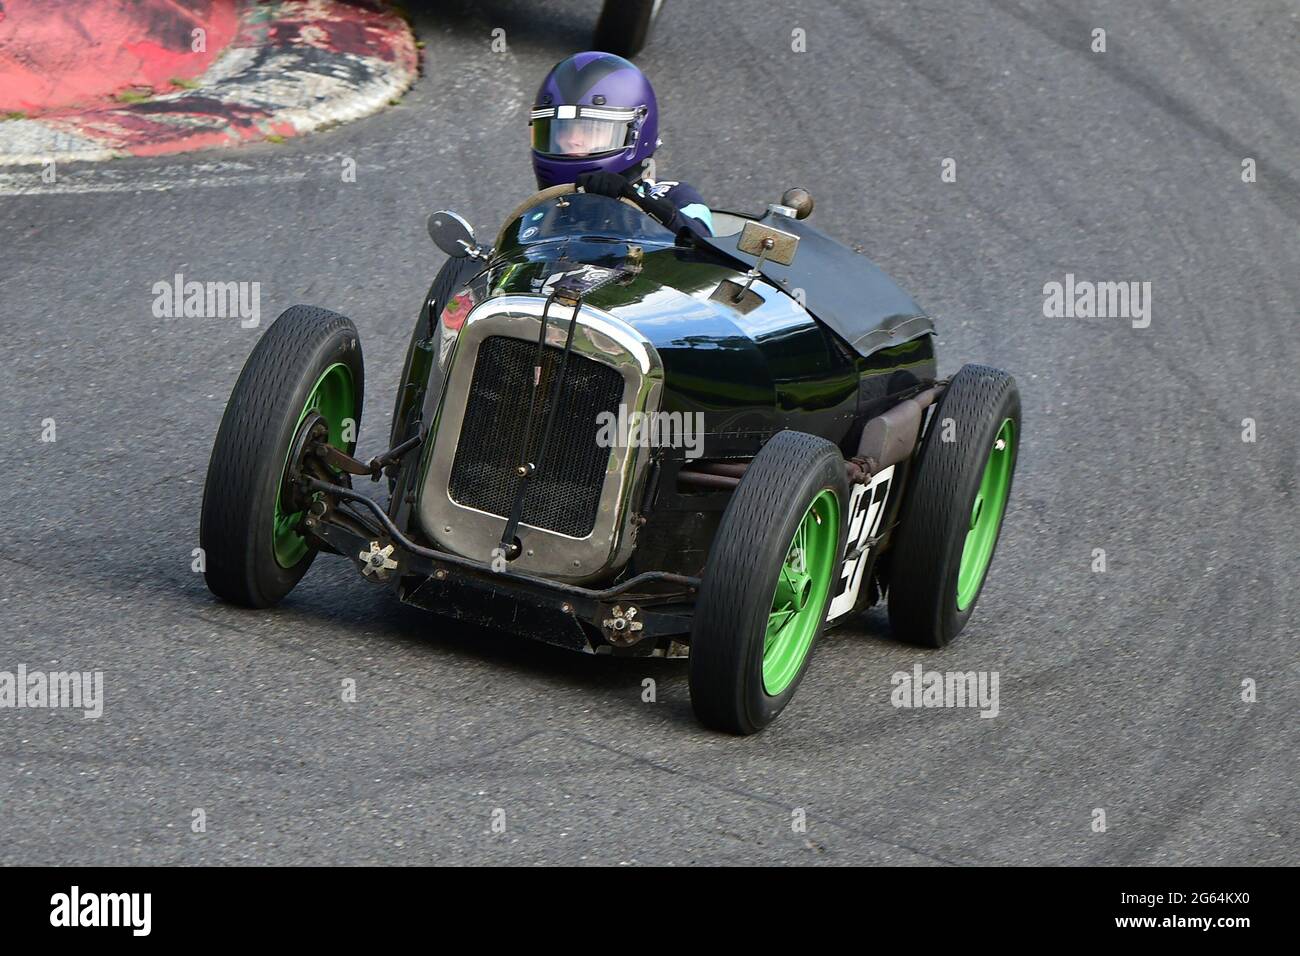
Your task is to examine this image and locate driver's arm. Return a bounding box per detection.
[657,182,714,238]
[576,172,713,238]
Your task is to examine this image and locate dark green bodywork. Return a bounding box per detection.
[390,195,937,579]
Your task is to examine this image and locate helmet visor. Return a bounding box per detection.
[531,108,637,158]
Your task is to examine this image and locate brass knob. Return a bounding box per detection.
[781,187,814,220]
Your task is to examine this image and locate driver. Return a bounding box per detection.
[529,52,714,238]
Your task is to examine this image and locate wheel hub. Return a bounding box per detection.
[272,361,357,569]
[762,489,840,696]
[955,418,1016,611]
[281,410,328,515]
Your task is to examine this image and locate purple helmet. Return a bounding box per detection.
[530,52,659,188]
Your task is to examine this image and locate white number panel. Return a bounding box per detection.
[827,465,895,621]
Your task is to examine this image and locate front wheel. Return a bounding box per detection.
[200,305,364,608]
[689,431,848,734]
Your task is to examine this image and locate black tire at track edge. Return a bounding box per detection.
[887,364,1020,648]
[200,305,365,608]
[592,0,658,58]
[688,430,849,735]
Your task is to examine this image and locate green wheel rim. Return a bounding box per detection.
[955,418,1015,611]
[763,488,841,696]
[272,362,356,568]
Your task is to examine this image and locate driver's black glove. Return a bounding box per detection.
[576,171,633,199]
[577,171,684,234]
[632,193,678,230]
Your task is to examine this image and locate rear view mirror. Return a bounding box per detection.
[427,210,484,260]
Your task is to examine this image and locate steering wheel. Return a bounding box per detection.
[492,183,647,251]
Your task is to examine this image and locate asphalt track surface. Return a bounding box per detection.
[1,1,1296,865]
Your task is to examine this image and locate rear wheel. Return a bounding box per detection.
[200,305,364,608]
[689,431,848,734]
[887,364,1019,647]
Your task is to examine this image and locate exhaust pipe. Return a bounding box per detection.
[855,385,944,471]
[678,384,945,490]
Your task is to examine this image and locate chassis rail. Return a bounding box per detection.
[303,477,700,601]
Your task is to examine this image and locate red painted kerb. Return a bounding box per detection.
[0,0,240,114]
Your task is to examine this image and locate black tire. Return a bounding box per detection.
[592,0,660,58]
[201,305,364,608]
[887,364,1020,647]
[689,431,849,735]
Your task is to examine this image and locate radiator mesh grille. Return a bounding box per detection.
[448,335,625,538]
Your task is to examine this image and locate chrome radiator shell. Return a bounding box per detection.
[415,295,663,582]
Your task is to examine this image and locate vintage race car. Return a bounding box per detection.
[200,184,1021,734]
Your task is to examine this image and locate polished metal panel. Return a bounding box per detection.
[416,295,663,582]
[737,220,799,266]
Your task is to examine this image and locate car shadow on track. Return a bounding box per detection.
[214,567,701,727]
